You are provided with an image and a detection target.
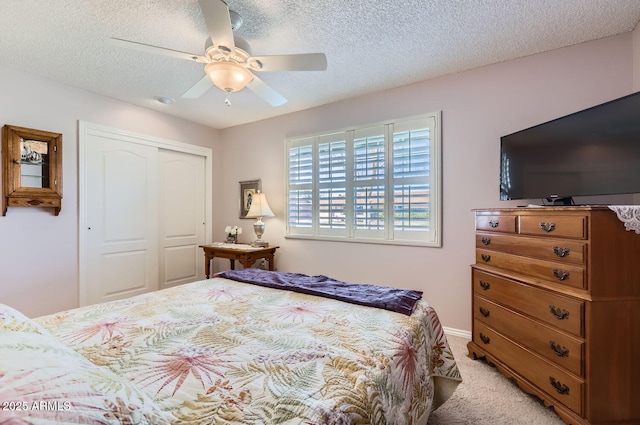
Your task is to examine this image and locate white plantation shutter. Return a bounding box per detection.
[286,112,441,246]
[353,126,386,239]
[318,134,347,234]
[392,119,433,242]
[287,139,314,234]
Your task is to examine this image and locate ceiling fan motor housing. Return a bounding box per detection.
[204,35,252,58]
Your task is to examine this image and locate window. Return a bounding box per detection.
[286,112,441,246]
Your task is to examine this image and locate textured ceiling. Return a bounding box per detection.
[1,0,639,129]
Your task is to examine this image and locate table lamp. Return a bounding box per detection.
[246,191,275,247]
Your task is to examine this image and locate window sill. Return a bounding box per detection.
[284,234,441,248]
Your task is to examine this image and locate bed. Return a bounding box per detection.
[0,269,461,424]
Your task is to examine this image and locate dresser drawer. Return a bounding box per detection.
[473,269,584,336]
[475,214,517,233]
[476,249,586,290]
[474,321,584,415]
[519,215,587,239]
[474,295,584,376]
[476,233,586,265]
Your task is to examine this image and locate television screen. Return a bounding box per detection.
[500,91,640,202]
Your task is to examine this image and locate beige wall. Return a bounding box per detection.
[0,66,222,317]
[217,33,635,333]
[0,32,637,333]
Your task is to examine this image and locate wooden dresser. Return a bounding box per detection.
[468,207,640,425]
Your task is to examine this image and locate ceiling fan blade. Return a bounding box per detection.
[199,0,235,51]
[111,38,206,63]
[250,53,327,72]
[247,76,287,106]
[182,75,214,98]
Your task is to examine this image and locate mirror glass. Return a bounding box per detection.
[19,138,49,188]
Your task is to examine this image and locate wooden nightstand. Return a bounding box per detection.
[199,243,279,278]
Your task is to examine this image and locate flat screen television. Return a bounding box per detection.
[500,91,640,204]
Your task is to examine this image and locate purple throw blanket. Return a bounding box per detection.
[216,269,423,316]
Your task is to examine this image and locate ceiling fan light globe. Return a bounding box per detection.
[205,62,253,92]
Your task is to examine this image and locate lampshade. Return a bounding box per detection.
[246,192,275,218]
[204,62,253,93]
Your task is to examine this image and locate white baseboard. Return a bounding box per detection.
[444,326,471,340]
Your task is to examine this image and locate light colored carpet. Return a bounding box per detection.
[428,335,566,425]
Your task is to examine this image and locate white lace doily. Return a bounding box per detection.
[608,206,640,234]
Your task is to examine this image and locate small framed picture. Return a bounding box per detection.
[239,179,261,218]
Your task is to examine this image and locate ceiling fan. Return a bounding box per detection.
[111,0,327,106]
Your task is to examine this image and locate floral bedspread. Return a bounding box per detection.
[35,277,461,424]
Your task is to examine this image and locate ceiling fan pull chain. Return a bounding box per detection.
[224,90,232,107]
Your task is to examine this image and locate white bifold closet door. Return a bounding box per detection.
[80,123,209,306]
[158,149,205,291]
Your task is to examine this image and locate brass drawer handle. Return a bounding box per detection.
[481,254,491,262]
[552,246,570,258]
[549,377,570,395]
[479,307,490,317]
[481,237,491,245]
[489,219,499,228]
[540,222,556,232]
[479,280,491,290]
[479,333,491,344]
[549,341,570,357]
[549,305,570,320]
[552,269,570,281]
[27,199,44,206]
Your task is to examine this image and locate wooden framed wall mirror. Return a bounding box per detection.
[2,125,63,216]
